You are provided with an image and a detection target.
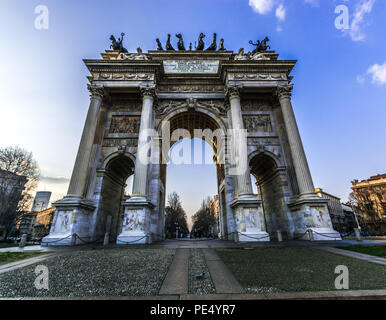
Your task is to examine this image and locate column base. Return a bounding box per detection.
[289,197,342,241]
[41,196,95,247]
[116,198,154,245]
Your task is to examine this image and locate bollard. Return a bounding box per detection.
[70,233,77,246]
[354,228,362,241]
[308,229,314,241]
[19,234,27,248]
[103,233,110,246]
[277,230,283,242]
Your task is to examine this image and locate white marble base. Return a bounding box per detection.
[41,234,92,246]
[238,231,270,242]
[116,234,148,245]
[41,196,94,246]
[309,228,342,241]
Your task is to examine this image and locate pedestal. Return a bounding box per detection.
[41,196,95,246]
[116,198,154,245]
[231,198,270,243]
[289,197,341,241]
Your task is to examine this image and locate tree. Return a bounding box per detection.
[191,197,216,237]
[164,192,189,237]
[0,146,40,239]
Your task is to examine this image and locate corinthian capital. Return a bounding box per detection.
[140,85,157,100]
[87,84,104,99]
[225,85,243,100]
[277,84,294,99]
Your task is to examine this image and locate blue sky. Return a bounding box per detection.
[0,0,385,222]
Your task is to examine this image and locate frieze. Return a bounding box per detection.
[156,99,227,116]
[241,100,272,111]
[109,101,142,112]
[228,73,287,81]
[102,138,138,147]
[109,116,140,134]
[93,72,154,81]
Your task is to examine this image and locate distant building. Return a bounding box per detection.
[352,174,386,235]
[18,212,38,238]
[31,191,52,212]
[209,195,220,236]
[32,206,56,239]
[0,169,27,238]
[315,188,346,233]
[19,206,56,240]
[341,204,361,234]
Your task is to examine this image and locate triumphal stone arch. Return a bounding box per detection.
[43,37,341,245]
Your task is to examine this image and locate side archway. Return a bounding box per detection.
[95,152,135,241]
[249,152,290,238]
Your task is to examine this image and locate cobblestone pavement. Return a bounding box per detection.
[0,248,175,297]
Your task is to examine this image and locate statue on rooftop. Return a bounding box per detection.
[176,33,186,51]
[166,34,175,51]
[249,37,271,53]
[206,33,217,51]
[196,33,205,51]
[156,38,164,51]
[218,38,226,51]
[110,33,128,53]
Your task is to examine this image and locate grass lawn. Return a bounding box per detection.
[0,252,45,266]
[0,248,175,297]
[216,247,386,294]
[336,245,386,258]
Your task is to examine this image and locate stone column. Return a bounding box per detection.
[277,85,315,198]
[131,86,156,200]
[67,84,104,198]
[226,85,254,200]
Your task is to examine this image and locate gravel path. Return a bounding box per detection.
[188,249,216,295]
[0,248,175,297]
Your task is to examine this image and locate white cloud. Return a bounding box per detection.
[275,4,286,21]
[356,74,365,84]
[349,0,376,41]
[249,0,276,15]
[367,63,386,84]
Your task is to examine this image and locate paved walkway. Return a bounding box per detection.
[0,245,54,253]
[0,253,58,275]
[159,248,189,295]
[158,248,243,295]
[317,246,386,265]
[203,249,243,294]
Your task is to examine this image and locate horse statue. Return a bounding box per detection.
[176,33,186,51]
[196,33,205,50]
[110,33,128,53]
[249,36,271,53]
[206,33,217,51]
[166,34,175,51]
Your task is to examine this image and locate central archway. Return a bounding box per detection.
[158,109,228,239]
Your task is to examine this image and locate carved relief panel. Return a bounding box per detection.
[109,116,141,134]
[243,115,273,133]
